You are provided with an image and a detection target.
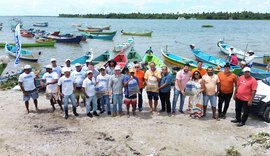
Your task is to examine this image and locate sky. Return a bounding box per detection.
[1,0,270,16]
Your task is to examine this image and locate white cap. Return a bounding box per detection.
[87,70,93,74]
[248,50,254,53]
[45,64,52,69]
[75,63,81,67]
[240,61,247,65]
[86,59,91,63]
[24,65,32,69]
[62,67,71,72]
[50,58,56,62]
[99,66,105,70]
[114,66,121,71]
[65,59,71,62]
[243,67,251,72]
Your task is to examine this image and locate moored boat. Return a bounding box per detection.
[71,50,94,65]
[121,30,152,37]
[33,22,48,27]
[113,51,128,69]
[87,25,110,30]
[83,33,116,40]
[113,38,134,53]
[47,34,83,43]
[92,51,111,67]
[127,47,142,63]
[77,28,103,32]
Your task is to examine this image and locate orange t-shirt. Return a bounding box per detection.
[134,70,145,89]
[217,72,238,94]
[191,68,206,76]
[236,76,258,101]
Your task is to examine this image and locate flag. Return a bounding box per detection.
[14,24,21,66]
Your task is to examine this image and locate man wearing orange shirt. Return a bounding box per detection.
[134,63,145,111]
[217,63,238,119]
[191,61,206,76]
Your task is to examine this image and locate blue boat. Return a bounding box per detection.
[47,34,83,43]
[87,34,115,40]
[190,45,270,79]
[33,22,48,27]
[71,50,94,65]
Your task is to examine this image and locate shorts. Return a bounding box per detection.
[45,93,59,100]
[124,98,137,106]
[23,89,39,101]
[203,94,217,107]
[75,88,85,99]
[147,91,159,101]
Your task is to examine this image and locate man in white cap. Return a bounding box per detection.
[62,59,74,74]
[41,64,63,112]
[58,67,78,119]
[82,59,91,72]
[109,66,124,117]
[96,66,111,115]
[71,63,86,107]
[50,58,62,78]
[18,65,39,113]
[231,67,257,126]
[82,70,99,117]
[244,50,255,68]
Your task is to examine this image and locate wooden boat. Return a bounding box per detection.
[121,30,152,37]
[113,51,128,69]
[127,47,142,63]
[87,33,115,40]
[201,25,214,28]
[113,38,134,52]
[217,40,266,67]
[77,28,103,32]
[92,51,111,67]
[5,43,41,62]
[20,30,34,37]
[81,31,117,36]
[47,34,83,43]
[87,25,110,30]
[142,47,166,70]
[33,22,48,27]
[71,50,94,65]
[0,41,55,47]
[190,45,270,79]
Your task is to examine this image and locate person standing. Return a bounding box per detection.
[50,58,62,78]
[109,66,124,117]
[158,66,172,115]
[244,50,255,68]
[18,65,39,114]
[106,59,117,75]
[62,59,75,73]
[191,61,206,76]
[217,63,238,119]
[82,70,99,118]
[231,67,257,126]
[201,67,220,119]
[58,67,79,119]
[134,63,145,111]
[41,64,63,112]
[71,63,86,107]
[144,62,161,113]
[172,63,191,115]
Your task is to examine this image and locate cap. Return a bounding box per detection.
[87,70,93,74]
[99,66,105,70]
[129,68,135,73]
[62,67,71,72]
[74,63,81,67]
[45,64,53,69]
[50,58,56,62]
[114,66,121,71]
[24,65,32,69]
[240,61,247,65]
[86,59,91,63]
[65,59,71,62]
[243,67,251,72]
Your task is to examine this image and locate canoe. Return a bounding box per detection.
[113,38,134,53]
[217,40,266,67]
[5,43,41,62]
[47,35,83,43]
[0,41,56,48]
[33,22,48,27]
[71,50,94,65]
[77,28,103,32]
[121,30,152,37]
[142,48,166,69]
[81,31,117,36]
[190,45,270,79]
[113,51,128,69]
[92,51,111,67]
[202,25,214,28]
[87,25,110,30]
[127,47,142,63]
[83,33,116,40]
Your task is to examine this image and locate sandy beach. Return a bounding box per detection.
[0,89,269,156]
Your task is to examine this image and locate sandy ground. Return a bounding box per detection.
[0,88,269,156]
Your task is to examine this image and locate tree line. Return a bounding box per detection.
[59,11,270,20]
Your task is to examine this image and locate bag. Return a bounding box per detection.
[145,76,158,92]
[95,84,106,99]
[184,81,197,96]
[128,79,140,97]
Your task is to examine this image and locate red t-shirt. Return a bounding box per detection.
[236,76,257,101]
[230,55,239,65]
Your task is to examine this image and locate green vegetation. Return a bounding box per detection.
[243,132,270,149]
[0,76,18,90]
[225,146,241,156]
[59,11,270,20]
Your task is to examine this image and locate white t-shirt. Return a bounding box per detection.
[61,66,75,74]
[58,76,75,95]
[18,72,36,91]
[52,66,62,78]
[71,70,86,87]
[42,72,58,93]
[82,65,89,72]
[245,55,255,65]
[96,74,110,91]
[82,77,96,97]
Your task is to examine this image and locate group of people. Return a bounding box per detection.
[18,58,258,126]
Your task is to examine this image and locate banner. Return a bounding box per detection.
[14,24,21,66]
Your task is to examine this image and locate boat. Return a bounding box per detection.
[82,32,116,40]
[113,38,134,53]
[217,40,266,67]
[113,51,128,69]
[121,30,152,37]
[202,25,214,28]
[33,22,48,27]
[71,50,94,65]
[0,41,56,48]
[190,45,270,79]
[92,51,111,67]
[5,43,41,62]
[81,31,117,36]
[142,47,166,70]
[77,28,103,32]
[87,25,110,30]
[127,47,142,63]
[20,30,34,37]
[47,34,83,43]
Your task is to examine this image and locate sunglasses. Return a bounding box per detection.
[194,73,200,75]
[135,66,139,68]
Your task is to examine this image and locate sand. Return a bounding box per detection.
[0,89,269,156]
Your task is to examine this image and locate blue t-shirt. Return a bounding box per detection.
[123,75,139,98]
[159,73,172,93]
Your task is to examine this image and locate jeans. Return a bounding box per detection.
[159,91,171,113]
[235,98,250,124]
[112,94,123,113]
[218,92,233,115]
[172,88,185,113]
[63,94,76,112]
[86,95,97,113]
[203,94,217,107]
[138,88,143,110]
[101,95,110,112]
